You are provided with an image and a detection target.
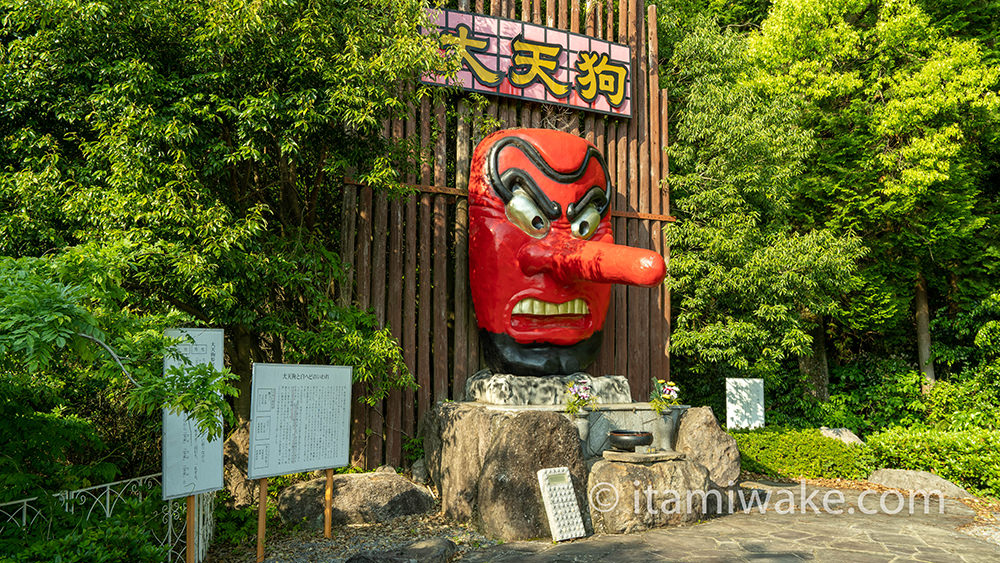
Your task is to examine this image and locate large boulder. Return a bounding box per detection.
[477,411,588,541]
[675,406,740,491]
[423,402,515,521]
[587,459,710,534]
[868,469,973,498]
[820,426,865,446]
[277,472,435,528]
[223,421,256,508]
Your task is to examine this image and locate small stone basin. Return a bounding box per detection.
[608,430,653,452]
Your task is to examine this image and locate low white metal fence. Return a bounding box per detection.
[0,473,214,563]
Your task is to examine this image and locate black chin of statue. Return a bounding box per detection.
[480,330,603,376]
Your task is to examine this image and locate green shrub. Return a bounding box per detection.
[1,494,168,563]
[730,427,871,480]
[11,519,167,563]
[924,365,1000,431]
[866,426,1000,498]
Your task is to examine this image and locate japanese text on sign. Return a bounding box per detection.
[423,8,632,118]
[247,364,352,480]
[162,328,225,501]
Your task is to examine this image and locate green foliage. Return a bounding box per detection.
[211,491,260,549]
[666,18,863,381]
[0,0,449,497]
[867,426,1000,497]
[751,0,1000,347]
[129,363,239,442]
[924,366,1000,431]
[0,258,102,372]
[402,435,424,466]
[0,257,238,497]
[1,492,168,562]
[731,427,872,480]
[666,0,1000,418]
[0,373,117,502]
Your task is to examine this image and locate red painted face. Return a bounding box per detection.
[469,129,665,352]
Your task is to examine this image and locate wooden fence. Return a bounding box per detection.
[339,0,672,468]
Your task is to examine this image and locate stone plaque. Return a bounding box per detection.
[726,378,764,429]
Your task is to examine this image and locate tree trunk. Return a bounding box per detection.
[230,323,254,423]
[915,272,935,389]
[799,317,830,401]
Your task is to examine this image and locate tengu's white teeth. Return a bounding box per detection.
[512,298,589,316]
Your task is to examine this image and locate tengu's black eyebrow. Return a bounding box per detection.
[498,168,561,219]
[567,187,610,220]
[487,136,612,219]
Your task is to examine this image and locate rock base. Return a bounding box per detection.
[424,402,588,541]
[423,401,741,540]
[588,458,710,534]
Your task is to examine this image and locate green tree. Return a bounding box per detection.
[1,0,453,427]
[750,0,1000,386]
[0,0,454,498]
[665,18,864,402]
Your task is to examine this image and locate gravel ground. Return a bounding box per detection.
[964,523,1000,547]
[205,476,999,562]
[205,508,500,563]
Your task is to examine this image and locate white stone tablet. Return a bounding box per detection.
[537,466,586,542]
[726,377,765,430]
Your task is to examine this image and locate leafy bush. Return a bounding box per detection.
[866,426,1000,498]
[731,427,871,480]
[10,520,167,563]
[924,365,1000,431]
[0,373,118,502]
[1,493,168,563]
[212,491,262,549]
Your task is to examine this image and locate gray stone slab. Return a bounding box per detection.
[464,371,631,405]
[601,449,686,463]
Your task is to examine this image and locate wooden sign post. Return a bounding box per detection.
[324,468,333,539]
[247,364,352,560]
[186,495,195,563]
[257,478,268,563]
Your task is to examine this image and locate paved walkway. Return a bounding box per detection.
[460,481,1000,562]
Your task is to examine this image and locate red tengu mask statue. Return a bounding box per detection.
[469,128,666,376]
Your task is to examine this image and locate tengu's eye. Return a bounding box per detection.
[571,205,601,240]
[506,189,550,238]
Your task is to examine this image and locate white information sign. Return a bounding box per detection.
[726,377,765,430]
[162,328,225,501]
[248,363,352,480]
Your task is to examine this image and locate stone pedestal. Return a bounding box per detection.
[464,370,631,405]
[423,401,741,540]
[588,458,710,534]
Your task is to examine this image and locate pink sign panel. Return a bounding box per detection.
[423,8,632,118]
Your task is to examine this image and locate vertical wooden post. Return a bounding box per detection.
[324,469,333,539]
[185,495,195,563]
[661,88,671,381]
[256,478,267,563]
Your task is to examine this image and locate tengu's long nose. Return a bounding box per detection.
[518,238,666,287]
